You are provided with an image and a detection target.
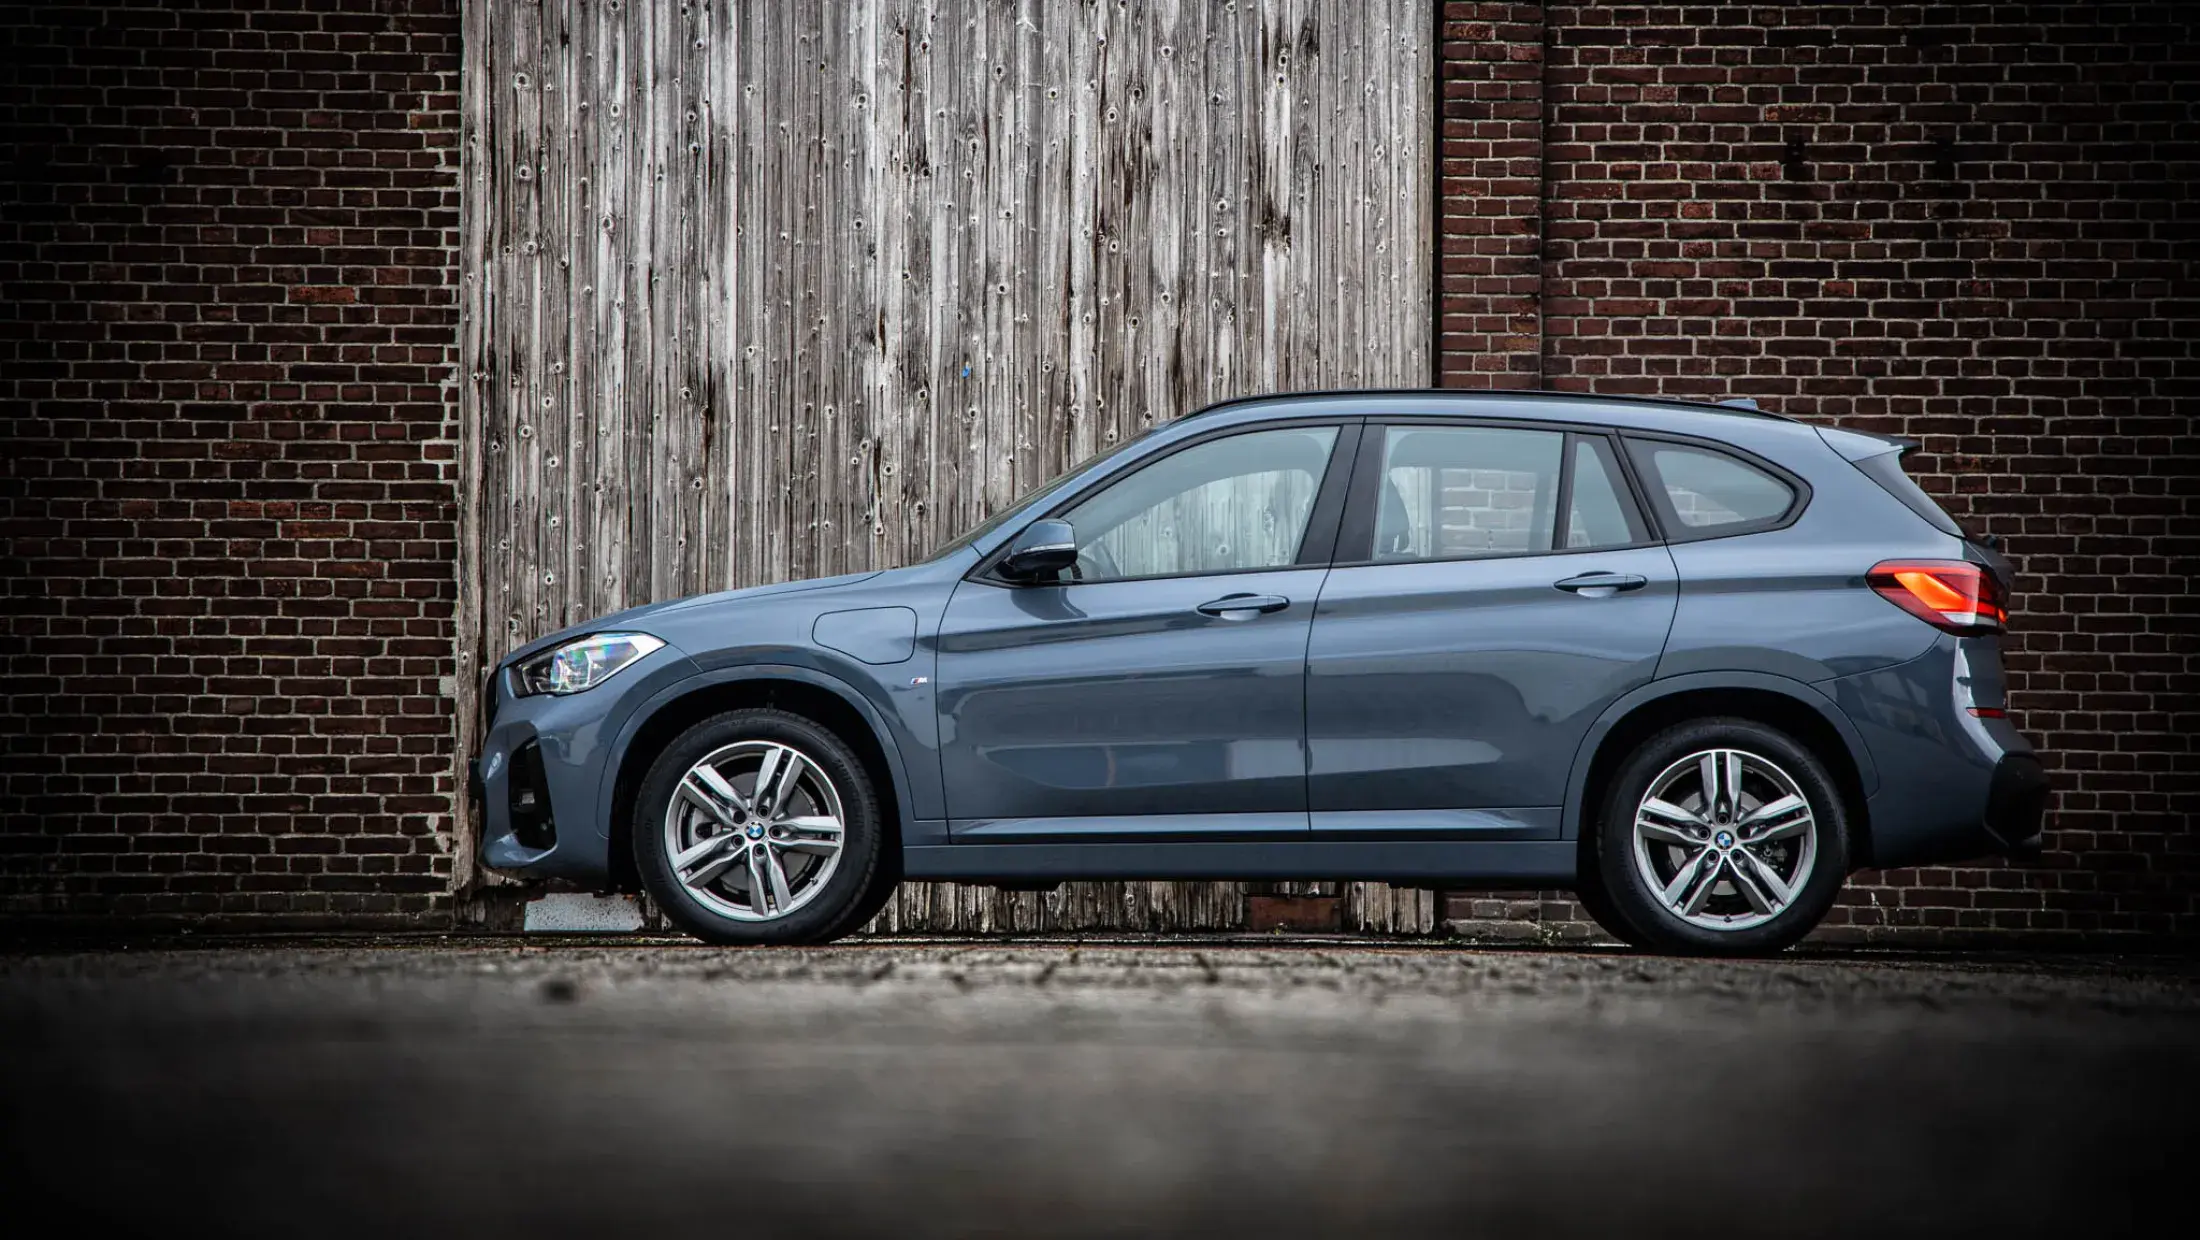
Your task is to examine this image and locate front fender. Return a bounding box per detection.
[1558,671,1879,843]
[591,654,939,856]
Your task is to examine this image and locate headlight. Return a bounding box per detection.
[514,632,666,697]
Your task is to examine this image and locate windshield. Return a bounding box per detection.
[921,427,1160,561]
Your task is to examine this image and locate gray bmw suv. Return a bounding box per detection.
[472,391,2047,954]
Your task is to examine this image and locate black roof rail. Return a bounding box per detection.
[1180,387,1791,422]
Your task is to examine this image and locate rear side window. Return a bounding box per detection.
[1852,450,1965,537]
[1566,437,1646,549]
[1372,426,1563,560]
[1626,439,1798,537]
[1351,425,1647,562]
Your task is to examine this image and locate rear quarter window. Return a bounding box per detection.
[1625,439,1801,539]
[1851,450,1965,537]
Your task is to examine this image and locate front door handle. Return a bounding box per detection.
[1196,593,1291,618]
[1554,572,1649,597]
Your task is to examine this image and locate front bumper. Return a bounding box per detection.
[473,644,702,886]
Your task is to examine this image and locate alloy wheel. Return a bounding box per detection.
[663,740,846,922]
[1631,747,1818,932]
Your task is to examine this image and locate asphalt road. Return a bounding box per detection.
[3,937,2195,1237]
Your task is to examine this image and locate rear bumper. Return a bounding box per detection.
[1825,635,2046,870]
[1983,751,2048,858]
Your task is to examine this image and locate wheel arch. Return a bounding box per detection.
[1564,673,1880,872]
[595,664,919,893]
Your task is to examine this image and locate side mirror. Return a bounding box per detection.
[1000,518,1079,581]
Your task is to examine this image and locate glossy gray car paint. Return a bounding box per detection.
[1304,542,1678,830]
[1825,635,2031,868]
[472,390,2038,891]
[936,566,1330,825]
[812,606,919,666]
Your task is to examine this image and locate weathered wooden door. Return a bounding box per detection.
[458,0,1434,932]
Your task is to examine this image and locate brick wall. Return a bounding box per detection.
[1436,3,1548,387]
[1438,1,2200,941]
[0,0,462,926]
[2,1,2190,939]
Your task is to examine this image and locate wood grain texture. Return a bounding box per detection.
[459,0,1432,933]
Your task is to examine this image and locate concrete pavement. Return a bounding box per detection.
[3,938,2194,1236]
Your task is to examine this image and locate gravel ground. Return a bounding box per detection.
[3,937,2195,1237]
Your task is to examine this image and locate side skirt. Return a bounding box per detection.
[901,840,1576,886]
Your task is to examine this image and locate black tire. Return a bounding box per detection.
[1595,717,1849,957]
[820,832,902,941]
[634,708,883,946]
[1570,858,1644,947]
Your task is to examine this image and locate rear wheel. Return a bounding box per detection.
[1570,861,1643,947]
[1595,718,1848,956]
[634,709,883,945]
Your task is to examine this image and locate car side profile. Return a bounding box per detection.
[471,390,2047,954]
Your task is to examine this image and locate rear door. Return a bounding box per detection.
[1304,419,1678,836]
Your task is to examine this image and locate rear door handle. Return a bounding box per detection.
[1554,572,1648,596]
[1196,593,1291,618]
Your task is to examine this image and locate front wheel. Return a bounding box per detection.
[1595,718,1849,956]
[634,709,884,945]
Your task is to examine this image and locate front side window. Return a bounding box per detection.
[1054,426,1339,582]
[1372,426,1565,560]
[1629,440,1797,535]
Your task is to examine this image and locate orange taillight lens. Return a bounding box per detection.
[1867,560,2007,634]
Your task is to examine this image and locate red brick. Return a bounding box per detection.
[1248,896,1343,934]
[288,285,359,305]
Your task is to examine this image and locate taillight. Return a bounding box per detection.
[1867,560,2006,635]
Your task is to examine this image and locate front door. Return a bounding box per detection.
[1305,421,1678,835]
[935,423,1351,839]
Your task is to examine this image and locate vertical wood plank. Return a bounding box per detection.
[451,0,495,893]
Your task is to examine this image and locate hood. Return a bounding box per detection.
[501,570,885,665]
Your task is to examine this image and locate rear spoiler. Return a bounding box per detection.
[1823,426,2006,553]
[1815,424,1918,463]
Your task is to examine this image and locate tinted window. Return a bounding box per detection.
[1372,426,1563,560]
[1566,437,1644,549]
[1057,426,1338,581]
[1632,441,1795,532]
[1853,450,1964,537]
